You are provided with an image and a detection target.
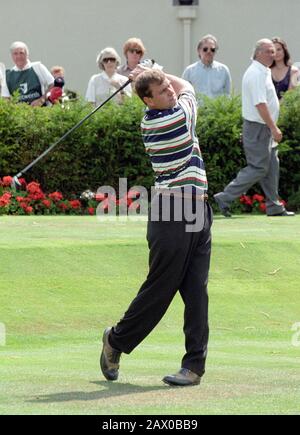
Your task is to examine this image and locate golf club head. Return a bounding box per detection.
[11,175,22,190]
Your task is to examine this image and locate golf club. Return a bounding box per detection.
[11,80,131,189]
[11,59,157,189]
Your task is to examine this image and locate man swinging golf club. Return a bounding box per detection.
[100,65,213,387]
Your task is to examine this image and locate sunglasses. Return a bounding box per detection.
[202,47,216,53]
[128,49,143,55]
[103,58,116,63]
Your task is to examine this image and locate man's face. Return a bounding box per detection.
[256,43,276,67]
[198,39,217,65]
[144,78,177,110]
[11,48,28,69]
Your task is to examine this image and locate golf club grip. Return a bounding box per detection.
[16,79,132,177]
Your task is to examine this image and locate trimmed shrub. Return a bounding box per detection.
[277,87,300,209]
[196,94,244,199]
[0,92,299,210]
[0,96,153,196]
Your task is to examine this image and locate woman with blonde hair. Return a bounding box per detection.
[118,37,146,78]
[86,47,131,106]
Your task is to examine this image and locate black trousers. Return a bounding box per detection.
[109,197,213,376]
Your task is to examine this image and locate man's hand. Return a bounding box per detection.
[30,97,45,107]
[128,65,151,82]
[271,126,283,143]
[256,103,282,142]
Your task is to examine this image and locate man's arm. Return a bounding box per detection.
[31,62,54,107]
[129,65,194,96]
[256,103,282,143]
[165,73,194,97]
[224,68,232,96]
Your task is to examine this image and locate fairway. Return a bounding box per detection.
[0,214,300,415]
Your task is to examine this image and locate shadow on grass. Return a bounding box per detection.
[26,380,168,404]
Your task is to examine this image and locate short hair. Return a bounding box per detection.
[96,47,121,70]
[51,65,65,77]
[135,69,165,102]
[197,34,219,51]
[271,37,292,66]
[252,38,273,59]
[10,41,29,56]
[123,37,146,57]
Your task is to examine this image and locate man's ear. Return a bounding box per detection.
[143,96,153,108]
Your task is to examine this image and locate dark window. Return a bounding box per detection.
[173,0,199,6]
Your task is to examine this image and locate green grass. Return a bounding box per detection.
[0,214,300,415]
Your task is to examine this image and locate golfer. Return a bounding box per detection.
[100,66,212,386]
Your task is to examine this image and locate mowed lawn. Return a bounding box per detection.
[0,214,299,415]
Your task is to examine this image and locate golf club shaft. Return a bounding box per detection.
[15,79,131,178]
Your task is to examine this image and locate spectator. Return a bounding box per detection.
[86,47,131,107]
[118,37,146,78]
[0,62,5,95]
[1,41,54,106]
[182,34,232,101]
[50,65,77,103]
[51,65,65,80]
[271,37,299,100]
[214,39,294,217]
[47,66,65,104]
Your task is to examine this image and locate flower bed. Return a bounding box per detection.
[0,176,95,216]
[239,193,286,214]
[0,176,141,216]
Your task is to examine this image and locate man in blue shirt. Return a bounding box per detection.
[182,34,231,101]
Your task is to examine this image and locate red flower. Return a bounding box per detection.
[240,195,253,206]
[0,192,12,207]
[95,193,107,201]
[42,200,52,208]
[2,176,13,187]
[88,207,95,215]
[129,202,141,212]
[99,199,109,213]
[20,202,30,211]
[127,190,141,200]
[25,206,33,214]
[69,200,81,209]
[259,203,266,213]
[27,181,42,195]
[252,194,265,203]
[49,191,63,202]
[58,202,69,210]
[28,191,45,201]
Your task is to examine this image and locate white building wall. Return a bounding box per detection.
[0,0,299,96]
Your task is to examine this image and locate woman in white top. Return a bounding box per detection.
[85,47,132,107]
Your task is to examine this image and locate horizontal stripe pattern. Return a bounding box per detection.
[141,91,208,192]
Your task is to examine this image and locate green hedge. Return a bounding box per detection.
[0,91,299,209]
[0,96,153,195]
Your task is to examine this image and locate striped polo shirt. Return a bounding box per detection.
[141,90,208,193]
